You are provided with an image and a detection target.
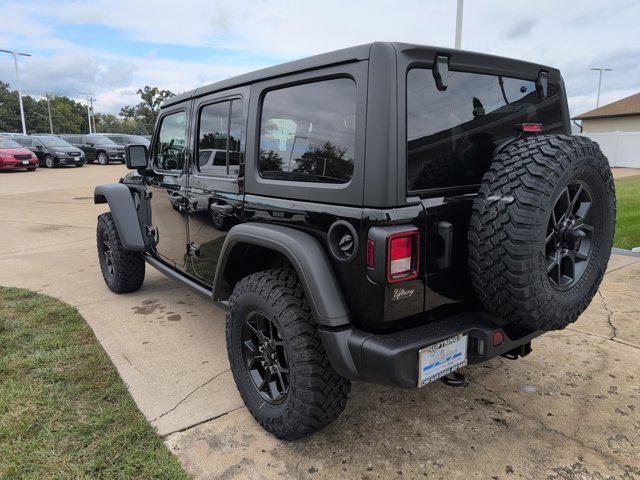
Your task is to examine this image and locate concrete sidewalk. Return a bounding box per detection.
[1,165,639,479]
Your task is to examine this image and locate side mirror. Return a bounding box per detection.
[35,144,43,150]
[125,144,148,170]
[86,142,94,147]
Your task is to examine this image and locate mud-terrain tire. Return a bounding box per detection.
[97,212,145,293]
[468,135,615,331]
[226,268,350,440]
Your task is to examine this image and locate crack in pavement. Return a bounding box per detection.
[565,327,640,351]
[597,290,618,340]
[161,406,245,438]
[0,236,95,257]
[470,379,634,476]
[0,220,94,230]
[150,368,231,423]
[605,259,640,275]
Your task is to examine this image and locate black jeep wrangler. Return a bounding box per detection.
[94,42,615,440]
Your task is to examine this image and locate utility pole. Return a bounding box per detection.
[80,92,95,134]
[0,49,32,134]
[590,67,612,108]
[45,93,53,133]
[455,0,464,49]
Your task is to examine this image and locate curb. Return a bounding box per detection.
[611,247,640,258]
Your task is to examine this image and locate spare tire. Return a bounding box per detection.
[468,134,615,331]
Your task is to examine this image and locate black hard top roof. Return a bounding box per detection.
[162,41,558,108]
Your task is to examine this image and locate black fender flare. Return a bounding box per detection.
[94,184,146,251]
[213,223,351,328]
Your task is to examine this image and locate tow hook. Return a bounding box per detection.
[502,342,532,360]
[440,371,466,387]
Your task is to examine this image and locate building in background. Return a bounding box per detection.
[574,92,640,168]
[574,92,640,133]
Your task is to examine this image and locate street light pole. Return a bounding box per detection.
[590,67,612,108]
[80,92,95,134]
[0,49,32,135]
[455,0,464,49]
[45,93,53,134]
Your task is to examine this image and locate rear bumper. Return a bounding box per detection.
[319,310,542,388]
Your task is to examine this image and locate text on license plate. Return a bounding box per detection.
[418,334,468,387]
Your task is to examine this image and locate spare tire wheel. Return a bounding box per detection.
[468,134,615,331]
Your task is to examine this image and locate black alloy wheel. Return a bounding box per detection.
[240,310,289,404]
[101,231,115,279]
[545,181,594,290]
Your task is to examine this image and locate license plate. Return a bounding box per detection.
[418,334,468,387]
[22,160,29,165]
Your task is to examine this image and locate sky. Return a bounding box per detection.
[0,0,638,118]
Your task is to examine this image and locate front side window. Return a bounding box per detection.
[197,99,243,177]
[154,111,187,172]
[258,78,356,184]
[407,68,563,192]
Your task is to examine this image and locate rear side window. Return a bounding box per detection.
[154,111,187,172]
[407,68,563,192]
[258,78,356,184]
[196,99,242,177]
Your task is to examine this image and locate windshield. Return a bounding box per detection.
[87,135,115,145]
[127,135,150,145]
[37,136,72,147]
[0,138,22,149]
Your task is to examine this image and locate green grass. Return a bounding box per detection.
[0,287,189,480]
[614,175,640,250]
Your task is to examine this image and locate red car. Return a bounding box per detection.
[0,137,38,171]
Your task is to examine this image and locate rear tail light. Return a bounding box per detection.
[521,123,543,133]
[387,231,419,282]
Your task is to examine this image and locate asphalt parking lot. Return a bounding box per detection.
[1,165,639,479]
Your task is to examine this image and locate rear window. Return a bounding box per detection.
[407,68,563,192]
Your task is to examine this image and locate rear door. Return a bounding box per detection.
[146,104,192,268]
[404,66,565,312]
[185,87,248,285]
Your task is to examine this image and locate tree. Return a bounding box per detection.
[120,86,174,134]
[292,141,353,181]
[0,82,88,134]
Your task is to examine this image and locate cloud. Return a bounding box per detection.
[0,0,638,117]
[505,18,537,39]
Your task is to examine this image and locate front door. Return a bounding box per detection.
[146,106,191,268]
[185,89,247,285]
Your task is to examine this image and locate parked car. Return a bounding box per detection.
[93,42,615,440]
[58,134,125,165]
[95,133,151,147]
[13,135,85,168]
[0,136,38,171]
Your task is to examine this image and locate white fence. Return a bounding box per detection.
[583,131,640,168]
